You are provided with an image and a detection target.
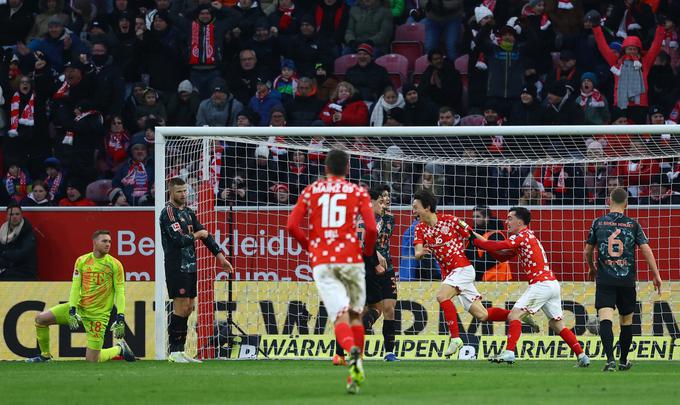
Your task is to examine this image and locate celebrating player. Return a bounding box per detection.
[472,207,590,367]
[412,190,529,359]
[334,184,399,365]
[585,187,662,371]
[160,177,234,363]
[26,230,136,363]
[287,149,377,394]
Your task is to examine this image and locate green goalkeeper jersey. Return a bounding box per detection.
[68,253,126,319]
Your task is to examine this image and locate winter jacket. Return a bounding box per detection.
[345,62,391,102]
[228,65,272,105]
[166,92,201,126]
[0,2,34,46]
[345,1,394,54]
[233,1,266,40]
[576,91,610,125]
[284,32,336,79]
[541,92,585,125]
[248,90,283,126]
[509,101,542,126]
[196,94,244,126]
[0,218,37,281]
[24,30,90,73]
[110,26,142,83]
[403,98,439,126]
[285,94,325,126]
[422,0,464,22]
[474,26,528,99]
[140,26,186,93]
[593,25,664,109]
[316,0,350,46]
[418,61,463,112]
[319,96,369,126]
[92,56,126,118]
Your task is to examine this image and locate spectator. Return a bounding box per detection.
[576,71,610,125]
[166,80,200,126]
[640,175,680,204]
[583,140,609,204]
[521,0,556,78]
[269,182,291,205]
[233,0,267,41]
[43,157,65,201]
[482,99,506,126]
[543,50,581,100]
[344,42,391,103]
[108,187,130,206]
[661,16,679,74]
[518,177,551,205]
[532,162,585,205]
[314,61,338,102]
[284,77,324,126]
[0,0,35,47]
[20,16,89,74]
[6,75,35,169]
[369,86,404,127]
[90,42,126,120]
[384,106,406,126]
[465,205,511,281]
[647,50,678,111]
[235,108,260,126]
[463,5,494,112]
[4,161,31,203]
[436,105,460,126]
[315,0,350,49]
[318,81,369,126]
[139,11,185,95]
[104,115,131,170]
[218,171,252,205]
[286,149,310,196]
[0,202,37,281]
[196,79,244,126]
[122,82,146,129]
[268,0,301,40]
[269,106,287,127]
[273,58,299,100]
[144,0,182,31]
[284,14,336,78]
[420,0,463,60]
[108,0,132,29]
[248,77,283,126]
[28,0,69,42]
[510,84,542,125]
[418,49,463,113]
[371,145,413,204]
[58,178,96,206]
[414,162,445,204]
[134,87,167,123]
[244,18,282,80]
[229,49,271,105]
[595,175,637,205]
[590,10,664,123]
[110,11,142,86]
[613,136,660,200]
[247,144,278,203]
[542,80,585,125]
[344,0,393,55]
[112,134,154,206]
[401,82,438,126]
[20,180,53,206]
[186,4,227,99]
[61,99,106,184]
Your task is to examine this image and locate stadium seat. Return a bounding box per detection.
[86,179,113,204]
[391,23,426,72]
[333,54,358,81]
[375,54,409,89]
[454,54,469,76]
[412,54,429,86]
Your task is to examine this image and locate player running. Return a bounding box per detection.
[585,187,662,371]
[472,207,590,367]
[26,230,136,363]
[412,190,534,359]
[287,149,377,394]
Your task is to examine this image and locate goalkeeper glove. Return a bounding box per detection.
[68,307,82,331]
[111,314,126,339]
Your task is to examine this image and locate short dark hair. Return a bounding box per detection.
[473,205,492,219]
[509,206,531,225]
[168,177,186,188]
[414,189,437,213]
[427,49,444,62]
[325,149,349,176]
[92,230,111,240]
[438,105,453,115]
[369,184,390,200]
[610,187,628,205]
[6,200,22,212]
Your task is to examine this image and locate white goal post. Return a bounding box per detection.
[154,125,680,361]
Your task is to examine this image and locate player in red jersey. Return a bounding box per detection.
[287,149,377,394]
[472,207,590,366]
[412,190,525,359]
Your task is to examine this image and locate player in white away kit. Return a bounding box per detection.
[287,150,377,394]
[472,206,590,366]
[411,190,535,358]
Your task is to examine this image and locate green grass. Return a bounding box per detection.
[2,360,678,404]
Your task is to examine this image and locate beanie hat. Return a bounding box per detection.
[474,6,493,23]
[580,72,598,86]
[177,79,194,94]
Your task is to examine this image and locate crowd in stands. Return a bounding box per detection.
[1,0,680,208]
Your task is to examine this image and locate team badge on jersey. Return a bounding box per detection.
[172,223,181,232]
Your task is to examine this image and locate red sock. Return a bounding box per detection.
[351,325,365,354]
[440,300,460,338]
[486,307,510,322]
[506,320,522,351]
[335,323,355,352]
[559,327,583,356]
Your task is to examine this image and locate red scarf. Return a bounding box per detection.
[122,161,149,197]
[8,91,34,137]
[315,2,345,31]
[578,88,606,108]
[289,163,307,175]
[557,0,573,9]
[5,170,29,201]
[53,81,70,99]
[106,129,131,164]
[278,5,294,31]
[534,165,567,193]
[556,67,576,82]
[189,20,216,65]
[63,110,100,146]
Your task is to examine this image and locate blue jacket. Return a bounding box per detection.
[248,90,283,126]
[399,220,440,280]
[24,32,90,73]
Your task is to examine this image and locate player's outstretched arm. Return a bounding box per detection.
[584,243,596,281]
[640,243,662,294]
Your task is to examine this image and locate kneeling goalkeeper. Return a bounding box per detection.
[26,230,135,363]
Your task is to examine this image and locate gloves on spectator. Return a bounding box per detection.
[68,307,82,331]
[584,10,601,26]
[506,17,522,35]
[111,314,126,339]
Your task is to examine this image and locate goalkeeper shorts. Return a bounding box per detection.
[49,303,110,350]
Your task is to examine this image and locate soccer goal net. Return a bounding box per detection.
[154,125,680,361]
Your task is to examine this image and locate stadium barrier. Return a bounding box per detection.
[1,282,678,360]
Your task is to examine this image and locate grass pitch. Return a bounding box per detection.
[3,360,678,404]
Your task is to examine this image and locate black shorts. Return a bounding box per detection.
[365,270,398,305]
[595,284,636,315]
[166,270,197,298]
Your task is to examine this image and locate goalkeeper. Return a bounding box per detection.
[26,230,135,363]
